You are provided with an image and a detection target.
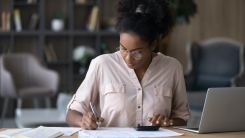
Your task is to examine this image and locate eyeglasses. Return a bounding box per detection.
[116,45,149,60]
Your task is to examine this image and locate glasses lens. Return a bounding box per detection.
[117,47,127,57]
[132,52,141,60]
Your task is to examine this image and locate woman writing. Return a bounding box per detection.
[66,0,190,130]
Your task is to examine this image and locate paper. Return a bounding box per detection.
[79,127,183,138]
[39,126,82,136]
[120,128,183,137]
[79,128,136,138]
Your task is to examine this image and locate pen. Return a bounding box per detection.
[89,102,101,130]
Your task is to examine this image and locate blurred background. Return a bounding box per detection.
[0,0,244,128]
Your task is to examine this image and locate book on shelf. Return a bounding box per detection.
[1,12,6,31]
[86,5,99,32]
[6,12,11,31]
[27,0,37,4]
[44,43,58,62]
[28,13,39,30]
[13,9,22,32]
[0,127,63,138]
[75,0,87,4]
[1,12,11,32]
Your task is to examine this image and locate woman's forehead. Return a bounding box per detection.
[120,33,148,50]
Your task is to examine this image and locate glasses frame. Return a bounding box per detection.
[116,43,150,60]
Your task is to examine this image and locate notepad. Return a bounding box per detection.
[0,127,63,138]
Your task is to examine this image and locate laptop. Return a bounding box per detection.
[174,87,245,134]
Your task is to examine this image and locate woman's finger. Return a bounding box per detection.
[156,115,165,125]
[87,112,97,123]
[151,114,160,126]
[82,119,91,129]
[147,117,152,123]
[87,118,98,129]
[169,119,174,126]
[98,117,104,123]
[163,117,170,126]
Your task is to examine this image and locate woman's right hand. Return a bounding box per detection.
[79,112,104,130]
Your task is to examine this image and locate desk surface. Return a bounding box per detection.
[1,127,245,138]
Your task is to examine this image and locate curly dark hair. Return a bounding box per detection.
[116,0,174,45]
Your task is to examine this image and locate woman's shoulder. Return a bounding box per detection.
[92,52,121,66]
[157,53,183,70]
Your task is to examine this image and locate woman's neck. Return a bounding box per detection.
[135,52,156,73]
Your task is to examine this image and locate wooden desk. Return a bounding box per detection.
[1,127,245,138]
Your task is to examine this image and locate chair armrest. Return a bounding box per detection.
[231,73,245,87]
[34,67,59,96]
[0,60,17,98]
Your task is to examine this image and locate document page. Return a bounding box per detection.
[80,128,136,138]
[39,126,82,136]
[79,127,183,138]
[120,128,183,137]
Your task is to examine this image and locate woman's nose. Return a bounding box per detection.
[125,52,133,62]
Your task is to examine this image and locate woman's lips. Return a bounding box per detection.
[127,63,134,67]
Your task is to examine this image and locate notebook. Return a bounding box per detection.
[0,127,63,138]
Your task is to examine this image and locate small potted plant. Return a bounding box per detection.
[73,45,96,75]
[51,12,65,31]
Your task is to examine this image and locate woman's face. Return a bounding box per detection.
[119,33,153,69]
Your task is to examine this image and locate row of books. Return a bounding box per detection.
[13,9,39,32]
[0,9,39,32]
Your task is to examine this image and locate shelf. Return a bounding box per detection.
[45,30,70,36]
[46,60,70,65]
[14,31,40,36]
[73,2,97,6]
[99,31,120,36]
[0,0,118,92]
[73,30,97,36]
[0,31,12,36]
[14,2,39,6]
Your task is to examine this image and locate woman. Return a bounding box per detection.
[66,0,190,130]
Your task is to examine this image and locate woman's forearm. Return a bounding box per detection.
[66,109,83,127]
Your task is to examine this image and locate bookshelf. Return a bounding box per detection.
[0,0,120,93]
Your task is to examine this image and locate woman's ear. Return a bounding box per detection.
[151,40,157,51]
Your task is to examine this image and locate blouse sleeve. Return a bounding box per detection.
[170,65,191,121]
[67,59,100,114]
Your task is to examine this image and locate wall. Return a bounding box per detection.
[169,0,245,71]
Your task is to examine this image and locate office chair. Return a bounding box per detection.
[184,38,244,125]
[0,53,59,127]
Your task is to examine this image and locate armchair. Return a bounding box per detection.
[0,53,59,127]
[185,38,244,111]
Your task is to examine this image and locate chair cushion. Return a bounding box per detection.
[19,87,53,97]
[196,74,231,91]
[187,91,207,112]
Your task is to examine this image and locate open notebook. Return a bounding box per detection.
[0,127,63,138]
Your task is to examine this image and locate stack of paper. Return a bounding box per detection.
[79,127,183,138]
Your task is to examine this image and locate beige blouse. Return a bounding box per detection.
[67,52,190,127]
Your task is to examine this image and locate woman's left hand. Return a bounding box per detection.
[148,114,173,127]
